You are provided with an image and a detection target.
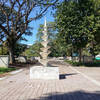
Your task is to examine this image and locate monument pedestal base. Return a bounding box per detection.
[30,66,59,80]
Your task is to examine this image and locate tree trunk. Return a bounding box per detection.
[92,40,95,58]
[79,48,82,62]
[9,46,15,64]
[2,45,3,55]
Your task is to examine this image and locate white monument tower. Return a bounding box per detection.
[40,17,50,67]
[30,17,59,80]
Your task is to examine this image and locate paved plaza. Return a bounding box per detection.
[0,60,100,100]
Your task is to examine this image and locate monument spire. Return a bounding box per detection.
[44,17,47,27]
[40,17,50,67]
[30,17,59,80]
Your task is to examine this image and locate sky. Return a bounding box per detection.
[21,8,55,45]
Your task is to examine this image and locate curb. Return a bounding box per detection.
[0,77,7,81]
[10,69,23,75]
[0,69,23,81]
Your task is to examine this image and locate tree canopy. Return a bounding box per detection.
[0,0,58,64]
[55,0,100,61]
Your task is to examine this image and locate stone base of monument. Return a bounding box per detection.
[30,66,59,80]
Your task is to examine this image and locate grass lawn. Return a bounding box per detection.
[65,60,100,67]
[0,67,16,74]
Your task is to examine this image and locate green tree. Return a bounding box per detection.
[0,43,8,55]
[14,43,27,57]
[55,0,100,62]
[49,35,67,57]
[86,0,100,56]
[0,9,6,46]
[0,0,58,64]
[23,42,42,58]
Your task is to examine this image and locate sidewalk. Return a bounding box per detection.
[0,61,100,100]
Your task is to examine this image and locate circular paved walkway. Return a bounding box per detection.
[0,60,100,100]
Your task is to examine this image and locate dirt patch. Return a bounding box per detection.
[0,73,10,78]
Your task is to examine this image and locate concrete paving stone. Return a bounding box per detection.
[0,60,100,100]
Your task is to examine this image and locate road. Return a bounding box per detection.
[0,60,100,100]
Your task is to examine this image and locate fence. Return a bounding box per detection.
[67,56,94,63]
[0,55,9,68]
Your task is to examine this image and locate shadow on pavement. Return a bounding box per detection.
[60,73,78,79]
[28,90,100,100]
